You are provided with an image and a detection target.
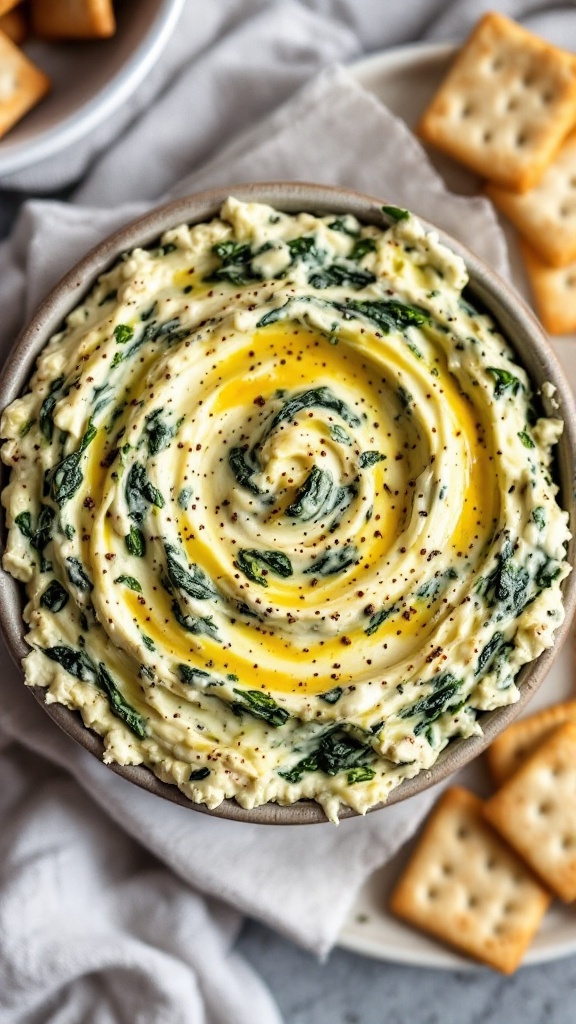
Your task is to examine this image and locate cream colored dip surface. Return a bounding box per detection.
[1,199,571,821]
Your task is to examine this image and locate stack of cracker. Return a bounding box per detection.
[418,12,576,335]
[390,700,576,973]
[0,0,117,141]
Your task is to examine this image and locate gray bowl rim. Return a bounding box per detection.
[0,180,575,825]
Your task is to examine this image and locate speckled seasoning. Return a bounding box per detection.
[1,198,570,821]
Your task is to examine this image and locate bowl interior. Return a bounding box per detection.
[1,181,575,824]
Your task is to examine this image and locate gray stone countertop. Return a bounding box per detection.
[238,920,576,1024]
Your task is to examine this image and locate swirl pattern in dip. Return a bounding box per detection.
[1,198,571,821]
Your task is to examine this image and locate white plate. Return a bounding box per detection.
[0,0,185,177]
[339,42,576,970]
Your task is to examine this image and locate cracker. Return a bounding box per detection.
[487,701,576,785]
[389,786,550,973]
[0,8,27,45]
[487,130,576,266]
[0,1,21,15]
[485,722,576,902]
[520,239,576,334]
[417,12,576,192]
[0,29,50,140]
[31,0,115,39]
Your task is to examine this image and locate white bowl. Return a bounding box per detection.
[0,0,185,177]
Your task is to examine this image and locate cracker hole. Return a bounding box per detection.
[483,130,493,144]
[507,97,519,112]
[561,835,575,850]
[461,104,474,118]
[456,826,469,840]
[427,887,439,900]
[493,922,507,936]
[516,132,528,147]
[492,58,503,72]
[570,177,576,189]
[442,863,454,877]
[486,857,497,871]
[468,894,480,909]
[523,74,535,87]
[538,801,553,815]
[566,275,576,289]
[542,91,555,104]
[503,901,517,914]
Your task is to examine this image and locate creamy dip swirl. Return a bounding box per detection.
[1,198,571,821]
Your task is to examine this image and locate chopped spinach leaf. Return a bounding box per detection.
[287,236,321,261]
[39,580,69,612]
[206,240,260,285]
[399,677,461,732]
[114,574,142,593]
[320,686,343,704]
[15,510,32,538]
[487,367,522,398]
[39,376,65,441]
[48,421,97,506]
[19,418,35,437]
[359,450,385,469]
[285,466,334,520]
[482,550,530,618]
[518,430,535,449]
[531,506,546,530]
[171,598,220,641]
[309,264,376,290]
[382,205,410,222]
[97,662,147,738]
[114,324,134,345]
[350,238,377,260]
[536,559,561,589]
[416,568,458,601]
[43,644,96,682]
[347,765,376,784]
[267,386,361,433]
[364,604,397,636]
[165,543,216,600]
[65,557,93,591]
[339,298,430,334]
[304,544,358,576]
[228,446,263,497]
[145,408,182,456]
[329,424,352,445]
[125,462,164,523]
[125,526,146,557]
[178,664,214,686]
[279,728,374,784]
[28,504,56,572]
[232,688,289,727]
[237,548,293,587]
[328,217,358,236]
[476,631,505,675]
[177,487,194,510]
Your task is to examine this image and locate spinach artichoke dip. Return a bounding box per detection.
[1,198,571,822]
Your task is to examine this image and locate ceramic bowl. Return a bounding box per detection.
[0,0,184,177]
[1,181,575,824]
